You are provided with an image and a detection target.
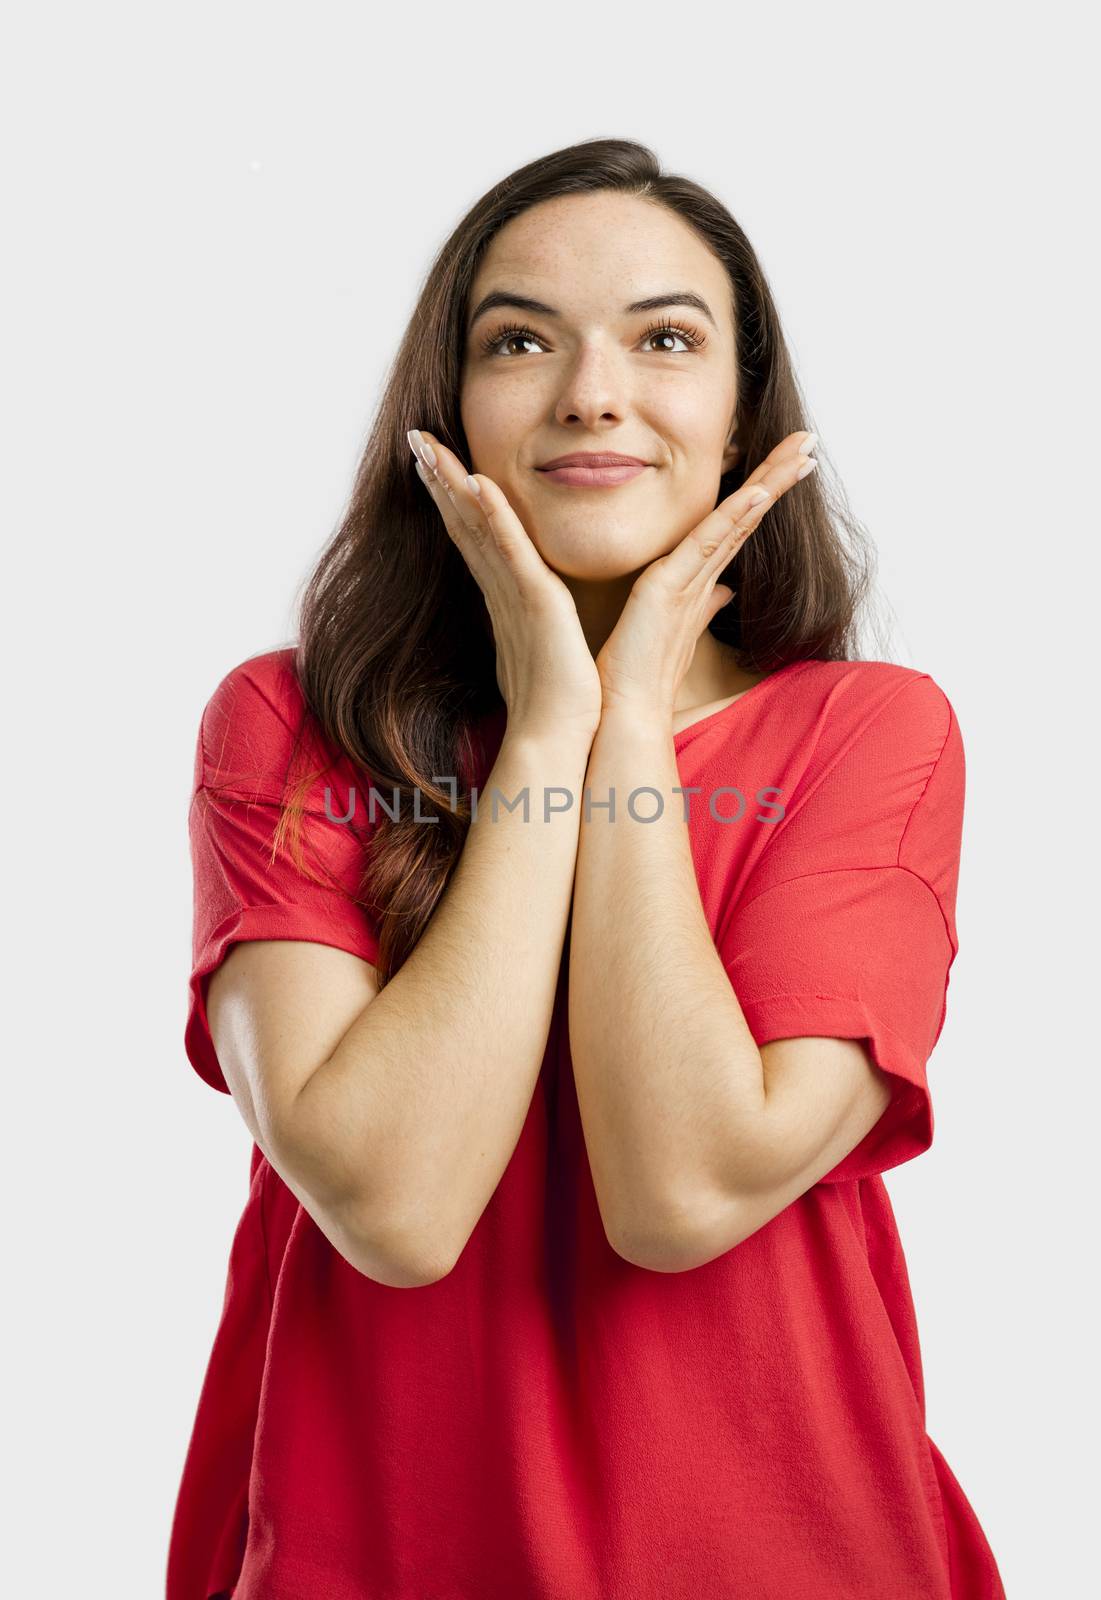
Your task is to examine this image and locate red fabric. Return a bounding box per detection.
[167,648,1005,1599]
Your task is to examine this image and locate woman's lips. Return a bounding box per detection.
[537,463,651,487]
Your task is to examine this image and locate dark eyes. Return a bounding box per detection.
[477,318,708,359]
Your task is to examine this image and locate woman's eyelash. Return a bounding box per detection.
[477,318,708,357]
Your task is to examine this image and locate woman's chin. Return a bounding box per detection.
[534,533,672,583]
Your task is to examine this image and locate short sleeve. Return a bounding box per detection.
[718,674,965,1183]
[185,654,382,1095]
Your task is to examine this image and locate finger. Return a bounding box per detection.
[408,430,498,591]
[703,582,736,628]
[413,430,562,596]
[662,436,819,597]
[738,429,818,492]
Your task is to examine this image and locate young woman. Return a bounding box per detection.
[167,138,1005,1598]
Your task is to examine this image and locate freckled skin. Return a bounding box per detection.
[459,192,756,708]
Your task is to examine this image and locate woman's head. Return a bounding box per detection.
[287,137,882,982]
[460,189,743,587]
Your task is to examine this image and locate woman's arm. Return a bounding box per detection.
[568,707,891,1273]
[211,726,591,1287]
[288,727,592,1278]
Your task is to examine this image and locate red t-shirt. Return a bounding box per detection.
[167,647,1005,1599]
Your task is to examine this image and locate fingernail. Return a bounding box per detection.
[796,456,818,480]
[747,487,771,506]
[464,475,481,497]
[799,433,819,456]
[410,429,437,469]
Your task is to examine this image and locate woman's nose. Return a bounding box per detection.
[552,347,632,426]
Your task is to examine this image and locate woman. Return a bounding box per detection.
[167,138,1005,1598]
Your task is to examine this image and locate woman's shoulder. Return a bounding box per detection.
[201,645,304,728]
[752,659,965,911]
[789,657,960,748]
[194,645,321,800]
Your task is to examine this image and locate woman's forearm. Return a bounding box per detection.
[569,707,767,1267]
[288,728,592,1281]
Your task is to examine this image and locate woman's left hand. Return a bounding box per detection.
[593,430,819,719]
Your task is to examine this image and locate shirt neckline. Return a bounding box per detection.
[672,659,817,751]
[475,658,818,755]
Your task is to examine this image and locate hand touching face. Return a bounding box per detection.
[459,191,746,585]
[592,431,819,720]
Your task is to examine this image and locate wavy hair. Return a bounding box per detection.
[268,136,888,984]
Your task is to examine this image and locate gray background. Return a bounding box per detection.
[5,2,1094,1592]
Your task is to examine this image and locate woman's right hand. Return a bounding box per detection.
[408,429,604,748]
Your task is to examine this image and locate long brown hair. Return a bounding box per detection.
[272,136,888,984]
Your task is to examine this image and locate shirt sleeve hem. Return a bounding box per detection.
[737,990,934,1184]
[186,903,382,1096]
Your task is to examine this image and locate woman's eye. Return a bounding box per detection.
[642,328,693,353]
[489,331,543,357]
[479,321,705,359]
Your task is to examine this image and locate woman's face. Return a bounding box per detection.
[459,192,742,583]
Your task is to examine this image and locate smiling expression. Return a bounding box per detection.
[459,191,744,583]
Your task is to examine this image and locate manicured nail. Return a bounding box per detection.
[799,433,818,456]
[747,487,771,506]
[464,475,481,497]
[412,429,437,469]
[796,456,818,480]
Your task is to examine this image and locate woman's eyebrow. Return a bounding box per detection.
[467,290,718,332]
